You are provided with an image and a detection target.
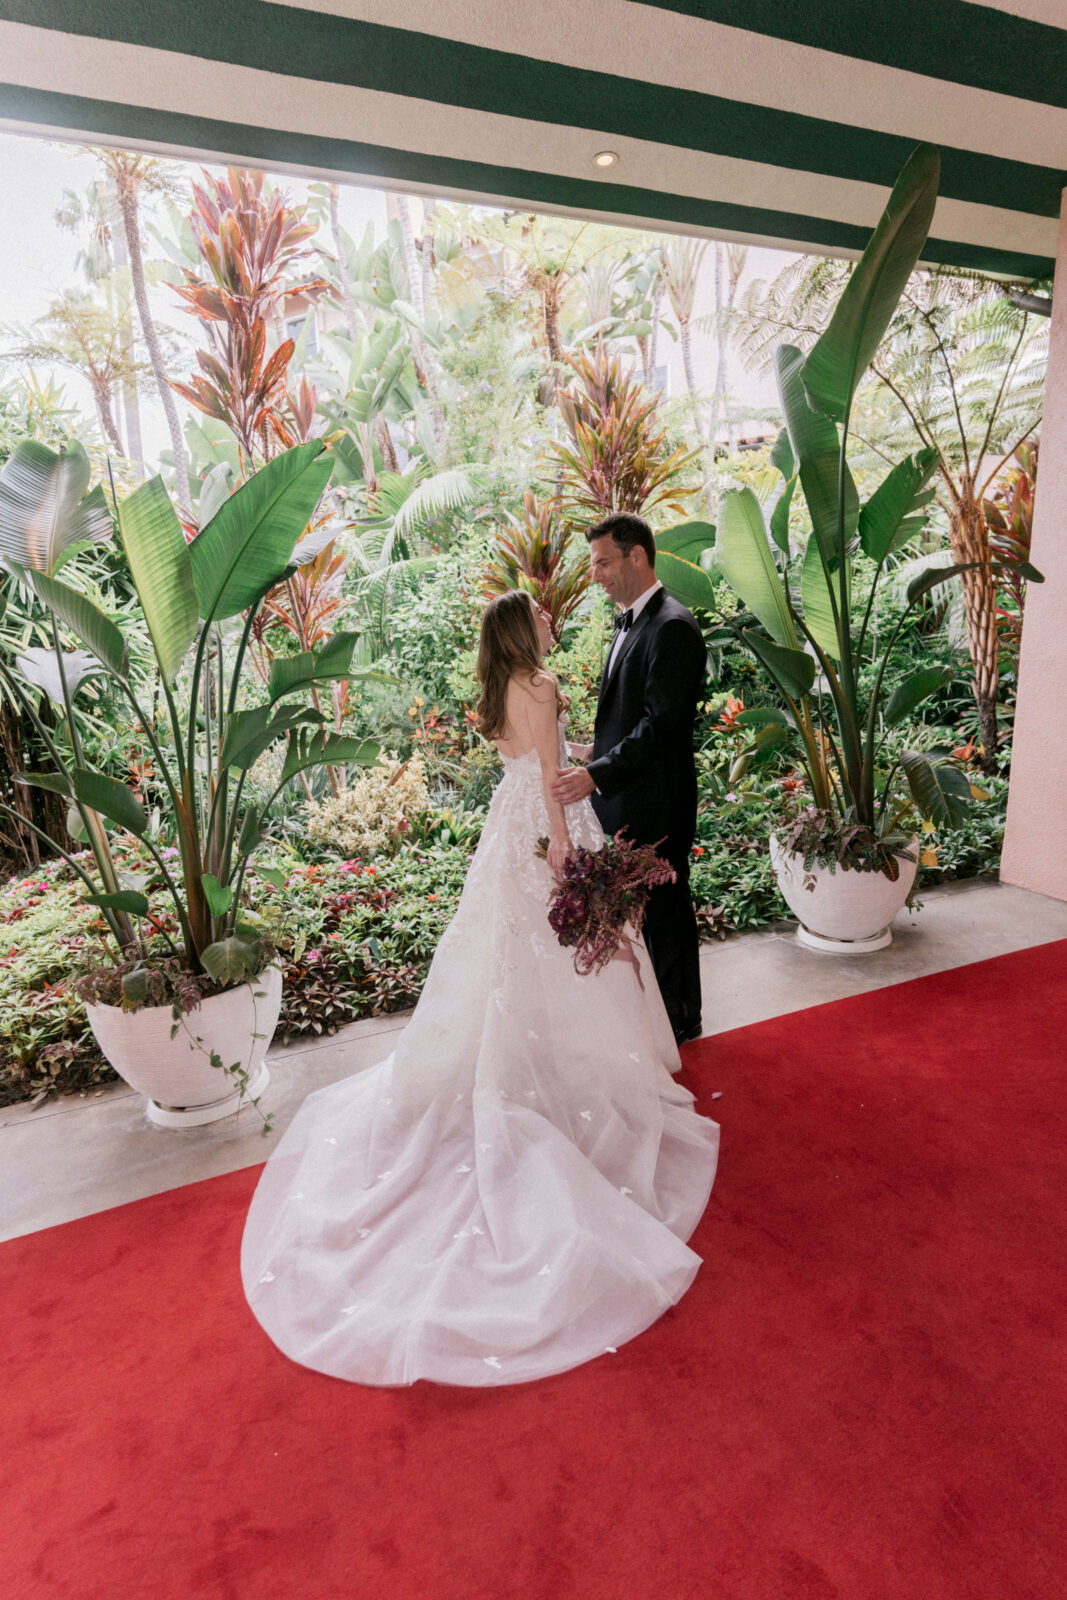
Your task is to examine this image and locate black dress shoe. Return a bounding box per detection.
[673,1022,703,1045]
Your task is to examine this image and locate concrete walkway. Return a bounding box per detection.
[3,879,1066,1243]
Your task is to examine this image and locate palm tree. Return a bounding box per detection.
[660,238,708,411]
[327,182,363,342]
[472,213,630,403]
[385,191,444,444]
[866,276,1046,766]
[706,242,748,450]
[97,151,192,513]
[6,290,147,455]
[348,463,488,658]
[55,175,143,469]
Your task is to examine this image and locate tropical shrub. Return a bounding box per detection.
[983,439,1038,657]
[252,845,471,1043]
[550,339,699,526]
[386,539,485,712]
[484,491,591,644]
[734,251,1047,771]
[171,167,328,466]
[307,754,430,856]
[0,438,379,1011]
[0,861,106,1106]
[0,756,1009,1105]
[681,145,1036,870]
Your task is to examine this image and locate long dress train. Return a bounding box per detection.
[241,724,719,1386]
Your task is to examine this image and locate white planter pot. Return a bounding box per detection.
[86,965,283,1128]
[769,834,919,954]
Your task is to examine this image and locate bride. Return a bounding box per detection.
[242,589,719,1386]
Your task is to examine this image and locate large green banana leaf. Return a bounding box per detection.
[324,433,365,488]
[27,569,127,676]
[858,449,939,563]
[72,769,147,836]
[770,426,794,481]
[776,345,858,573]
[768,476,795,556]
[655,521,716,562]
[900,749,970,827]
[280,730,380,787]
[906,561,974,606]
[189,443,334,622]
[884,665,953,727]
[268,644,394,703]
[803,144,941,424]
[654,522,718,610]
[118,476,200,684]
[714,488,797,648]
[655,550,719,612]
[799,531,850,660]
[0,440,112,577]
[741,630,816,700]
[15,646,102,705]
[219,705,324,773]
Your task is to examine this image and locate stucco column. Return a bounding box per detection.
[1000,188,1067,901]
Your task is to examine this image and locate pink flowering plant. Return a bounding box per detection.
[536,832,676,976]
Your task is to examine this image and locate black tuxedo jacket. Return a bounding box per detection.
[587,586,706,862]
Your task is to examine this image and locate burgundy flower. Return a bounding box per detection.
[537,832,677,976]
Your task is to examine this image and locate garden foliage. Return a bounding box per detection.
[0,149,1043,1106]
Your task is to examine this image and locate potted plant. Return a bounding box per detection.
[0,438,379,1122]
[658,144,1040,951]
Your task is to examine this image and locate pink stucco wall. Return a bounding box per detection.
[1000,190,1067,902]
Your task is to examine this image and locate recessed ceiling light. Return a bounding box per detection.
[593,151,618,168]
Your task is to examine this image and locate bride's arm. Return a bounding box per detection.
[521,674,573,875]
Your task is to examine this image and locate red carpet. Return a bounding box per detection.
[3,941,1067,1600]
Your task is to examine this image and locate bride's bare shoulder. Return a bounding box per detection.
[508,670,556,704]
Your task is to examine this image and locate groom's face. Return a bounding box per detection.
[588,534,648,608]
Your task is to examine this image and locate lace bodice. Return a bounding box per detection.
[495,712,569,771]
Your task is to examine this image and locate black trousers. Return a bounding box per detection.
[641,843,702,1035]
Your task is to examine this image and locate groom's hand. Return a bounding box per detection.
[551,766,595,804]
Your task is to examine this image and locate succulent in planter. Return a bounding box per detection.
[0,437,381,1014]
[659,144,1041,879]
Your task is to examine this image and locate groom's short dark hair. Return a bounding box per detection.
[585,512,656,567]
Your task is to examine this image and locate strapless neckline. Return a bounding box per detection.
[496,712,568,767]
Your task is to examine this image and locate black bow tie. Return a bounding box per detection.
[613,608,633,634]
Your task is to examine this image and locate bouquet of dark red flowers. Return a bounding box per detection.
[536,831,676,977]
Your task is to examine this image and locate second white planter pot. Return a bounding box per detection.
[86,965,283,1128]
[769,834,919,954]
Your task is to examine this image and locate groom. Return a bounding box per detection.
[551,512,706,1044]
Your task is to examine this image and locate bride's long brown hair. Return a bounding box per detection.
[476,590,562,740]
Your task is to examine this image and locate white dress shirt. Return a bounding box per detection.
[606,580,662,677]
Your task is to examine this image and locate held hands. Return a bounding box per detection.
[550,766,596,805]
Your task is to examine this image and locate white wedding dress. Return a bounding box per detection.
[242,720,719,1386]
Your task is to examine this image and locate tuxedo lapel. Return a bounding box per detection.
[597,588,664,714]
[598,634,614,702]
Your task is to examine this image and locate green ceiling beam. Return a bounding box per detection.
[641,1,1067,112]
[0,80,1053,280]
[0,0,1064,218]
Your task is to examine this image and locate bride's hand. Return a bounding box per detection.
[547,837,572,877]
